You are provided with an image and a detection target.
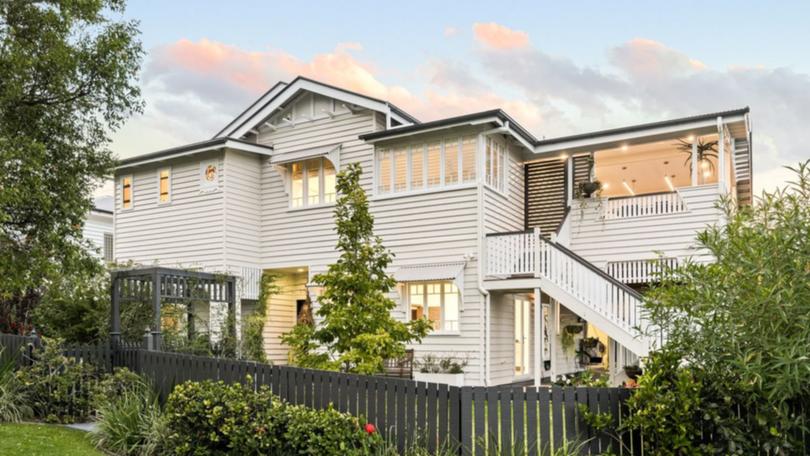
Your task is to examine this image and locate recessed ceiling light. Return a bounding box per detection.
[296,268,305,273]
[687,135,695,141]
[621,144,628,151]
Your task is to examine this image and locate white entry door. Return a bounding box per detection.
[514,298,531,376]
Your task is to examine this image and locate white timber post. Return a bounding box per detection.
[691,137,698,186]
[717,116,726,193]
[533,226,541,278]
[534,287,542,386]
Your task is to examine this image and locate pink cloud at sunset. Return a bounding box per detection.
[609,38,707,79]
[473,22,530,50]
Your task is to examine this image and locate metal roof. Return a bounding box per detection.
[116,137,273,169]
[535,107,750,147]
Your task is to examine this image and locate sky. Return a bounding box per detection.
[104,0,810,196]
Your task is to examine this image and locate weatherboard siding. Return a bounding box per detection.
[569,184,723,269]
[223,150,262,272]
[114,151,227,271]
[83,212,113,259]
[256,110,487,384]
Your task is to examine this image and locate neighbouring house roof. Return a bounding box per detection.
[116,137,273,170]
[92,196,114,214]
[213,76,419,140]
[359,109,538,149]
[534,107,750,151]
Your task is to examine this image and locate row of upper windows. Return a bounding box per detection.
[118,136,510,211]
[375,135,508,196]
[119,161,218,209]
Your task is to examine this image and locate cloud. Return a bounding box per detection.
[609,38,706,80]
[113,34,808,194]
[443,26,458,37]
[472,22,530,50]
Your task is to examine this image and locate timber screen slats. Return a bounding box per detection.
[525,160,567,236]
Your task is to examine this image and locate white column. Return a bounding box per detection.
[534,288,542,386]
[691,138,698,186]
[717,116,726,193]
[549,299,559,381]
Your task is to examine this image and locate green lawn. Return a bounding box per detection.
[0,423,102,456]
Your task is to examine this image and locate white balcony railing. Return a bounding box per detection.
[606,258,678,284]
[603,191,687,219]
[486,230,646,336]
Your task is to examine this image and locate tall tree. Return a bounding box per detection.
[0,0,143,333]
[282,163,431,374]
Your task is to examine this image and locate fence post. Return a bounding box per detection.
[460,386,473,455]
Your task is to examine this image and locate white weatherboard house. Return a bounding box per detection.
[113,76,752,386]
[84,196,115,262]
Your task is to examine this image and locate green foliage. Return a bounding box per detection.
[283,163,431,374]
[31,268,109,344]
[622,351,710,455]
[164,378,381,455]
[278,404,382,455]
[0,0,143,332]
[164,379,284,454]
[241,272,279,363]
[417,354,467,374]
[553,369,609,387]
[0,353,31,422]
[90,367,146,410]
[628,161,810,454]
[90,379,166,456]
[16,339,100,423]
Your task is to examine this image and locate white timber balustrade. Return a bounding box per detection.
[606,257,678,284]
[239,266,263,300]
[486,229,539,276]
[603,191,687,219]
[486,230,649,354]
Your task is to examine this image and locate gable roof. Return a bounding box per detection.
[116,137,273,170]
[213,76,419,139]
[359,109,538,149]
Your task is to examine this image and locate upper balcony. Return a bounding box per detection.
[523,109,752,285]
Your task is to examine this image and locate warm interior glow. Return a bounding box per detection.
[594,134,719,197]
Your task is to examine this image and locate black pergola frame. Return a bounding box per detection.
[110,267,236,351]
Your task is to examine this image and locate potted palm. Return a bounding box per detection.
[676,138,718,180]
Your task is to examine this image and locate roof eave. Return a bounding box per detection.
[115,138,273,171]
[534,107,750,154]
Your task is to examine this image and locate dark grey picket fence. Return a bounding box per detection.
[1,333,640,455]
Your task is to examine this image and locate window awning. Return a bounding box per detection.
[269,143,341,167]
[393,261,466,291]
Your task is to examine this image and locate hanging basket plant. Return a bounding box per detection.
[578,180,602,198]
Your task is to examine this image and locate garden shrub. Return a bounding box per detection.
[16,339,100,423]
[164,378,382,455]
[0,354,31,422]
[90,367,146,409]
[91,385,167,456]
[164,379,284,455]
[625,161,810,454]
[278,404,382,455]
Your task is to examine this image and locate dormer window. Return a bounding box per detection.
[121,175,133,209]
[289,158,336,208]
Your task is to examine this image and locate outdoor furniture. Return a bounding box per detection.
[381,349,414,379]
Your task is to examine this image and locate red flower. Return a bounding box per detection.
[364,423,376,434]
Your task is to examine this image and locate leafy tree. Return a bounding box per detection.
[0,0,143,333]
[282,163,431,374]
[626,161,810,454]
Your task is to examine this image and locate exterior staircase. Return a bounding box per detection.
[486,229,652,356]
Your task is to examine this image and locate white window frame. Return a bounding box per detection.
[374,135,478,197]
[485,136,508,194]
[157,167,172,204]
[288,157,336,209]
[406,281,460,334]
[120,175,133,210]
[103,233,114,262]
